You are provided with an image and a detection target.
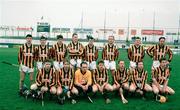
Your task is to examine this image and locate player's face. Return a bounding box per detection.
[119,61,125,68]
[98,63,104,70]
[26,37,32,44]
[40,39,47,46]
[135,39,141,46]
[72,35,78,43]
[108,36,114,44]
[89,39,94,45]
[44,63,51,72]
[159,39,165,46]
[64,62,70,69]
[58,38,63,44]
[137,62,143,69]
[160,60,166,68]
[81,64,88,73]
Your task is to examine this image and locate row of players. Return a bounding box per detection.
[29,58,174,104]
[18,33,174,104]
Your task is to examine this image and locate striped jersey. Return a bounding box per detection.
[114,68,129,84]
[35,67,56,87]
[152,66,170,85]
[102,44,119,61]
[18,43,36,68]
[93,68,108,86]
[147,44,173,62]
[128,45,145,62]
[52,43,67,62]
[36,45,49,62]
[132,69,147,89]
[68,42,84,59]
[84,44,98,62]
[59,68,74,89]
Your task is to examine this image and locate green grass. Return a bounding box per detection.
[0,48,180,110]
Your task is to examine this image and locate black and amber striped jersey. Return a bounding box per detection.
[35,67,56,87]
[18,43,36,68]
[36,45,49,62]
[114,68,129,84]
[68,42,84,59]
[84,44,98,62]
[52,43,67,62]
[132,69,147,89]
[59,68,74,89]
[93,68,108,86]
[152,66,170,85]
[128,45,145,62]
[147,44,173,62]
[102,44,119,61]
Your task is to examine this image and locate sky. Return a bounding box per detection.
[0,0,180,29]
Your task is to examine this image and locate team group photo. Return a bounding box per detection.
[0,0,180,110]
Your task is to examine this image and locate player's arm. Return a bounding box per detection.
[74,71,84,87]
[49,69,56,87]
[69,69,75,90]
[78,44,84,56]
[95,48,99,60]
[115,48,119,60]
[34,46,39,61]
[18,46,23,64]
[127,47,132,61]
[132,70,138,86]
[87,71,92,86]
[141,71,147,90]
[167,46,173,62]
[36,70,42,86]
[122,69,129,83]
[141,46,145,59]
[146,45,154,58]
[113,71,119,85]
[102,46,106,60]
[163,69,170,88]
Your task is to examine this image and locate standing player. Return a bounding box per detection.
[151,58,175,99]
[102,35,119,76]
[35,36,49,71]
[113,60,129,104]
[147,37,173,69]
[68,33,84,69]
[129,62,152,98]
[84,35,98,72]
[71,62,93,103]
[52,35,67,71]
[18,34,36,95]
[92,60,113,104]
[128,37,145,70]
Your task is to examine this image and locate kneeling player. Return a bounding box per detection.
[129,62,152,98]
[53,59,75,104]
[152,58,175,100]
[92,60,113,104]
[113,60,129,104]
[71,62,93,103]
[30,60,55,98]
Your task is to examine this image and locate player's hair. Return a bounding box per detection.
[26,34,32,38]
[159,37,166,41]
[118,60,124,64]
[80,61,88,66]
[57,35,63,39]
[108,35,114,39]
[72,33,78,37]
[159,57,166,62]
[98,60,104,65]
[137,61,143,65]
